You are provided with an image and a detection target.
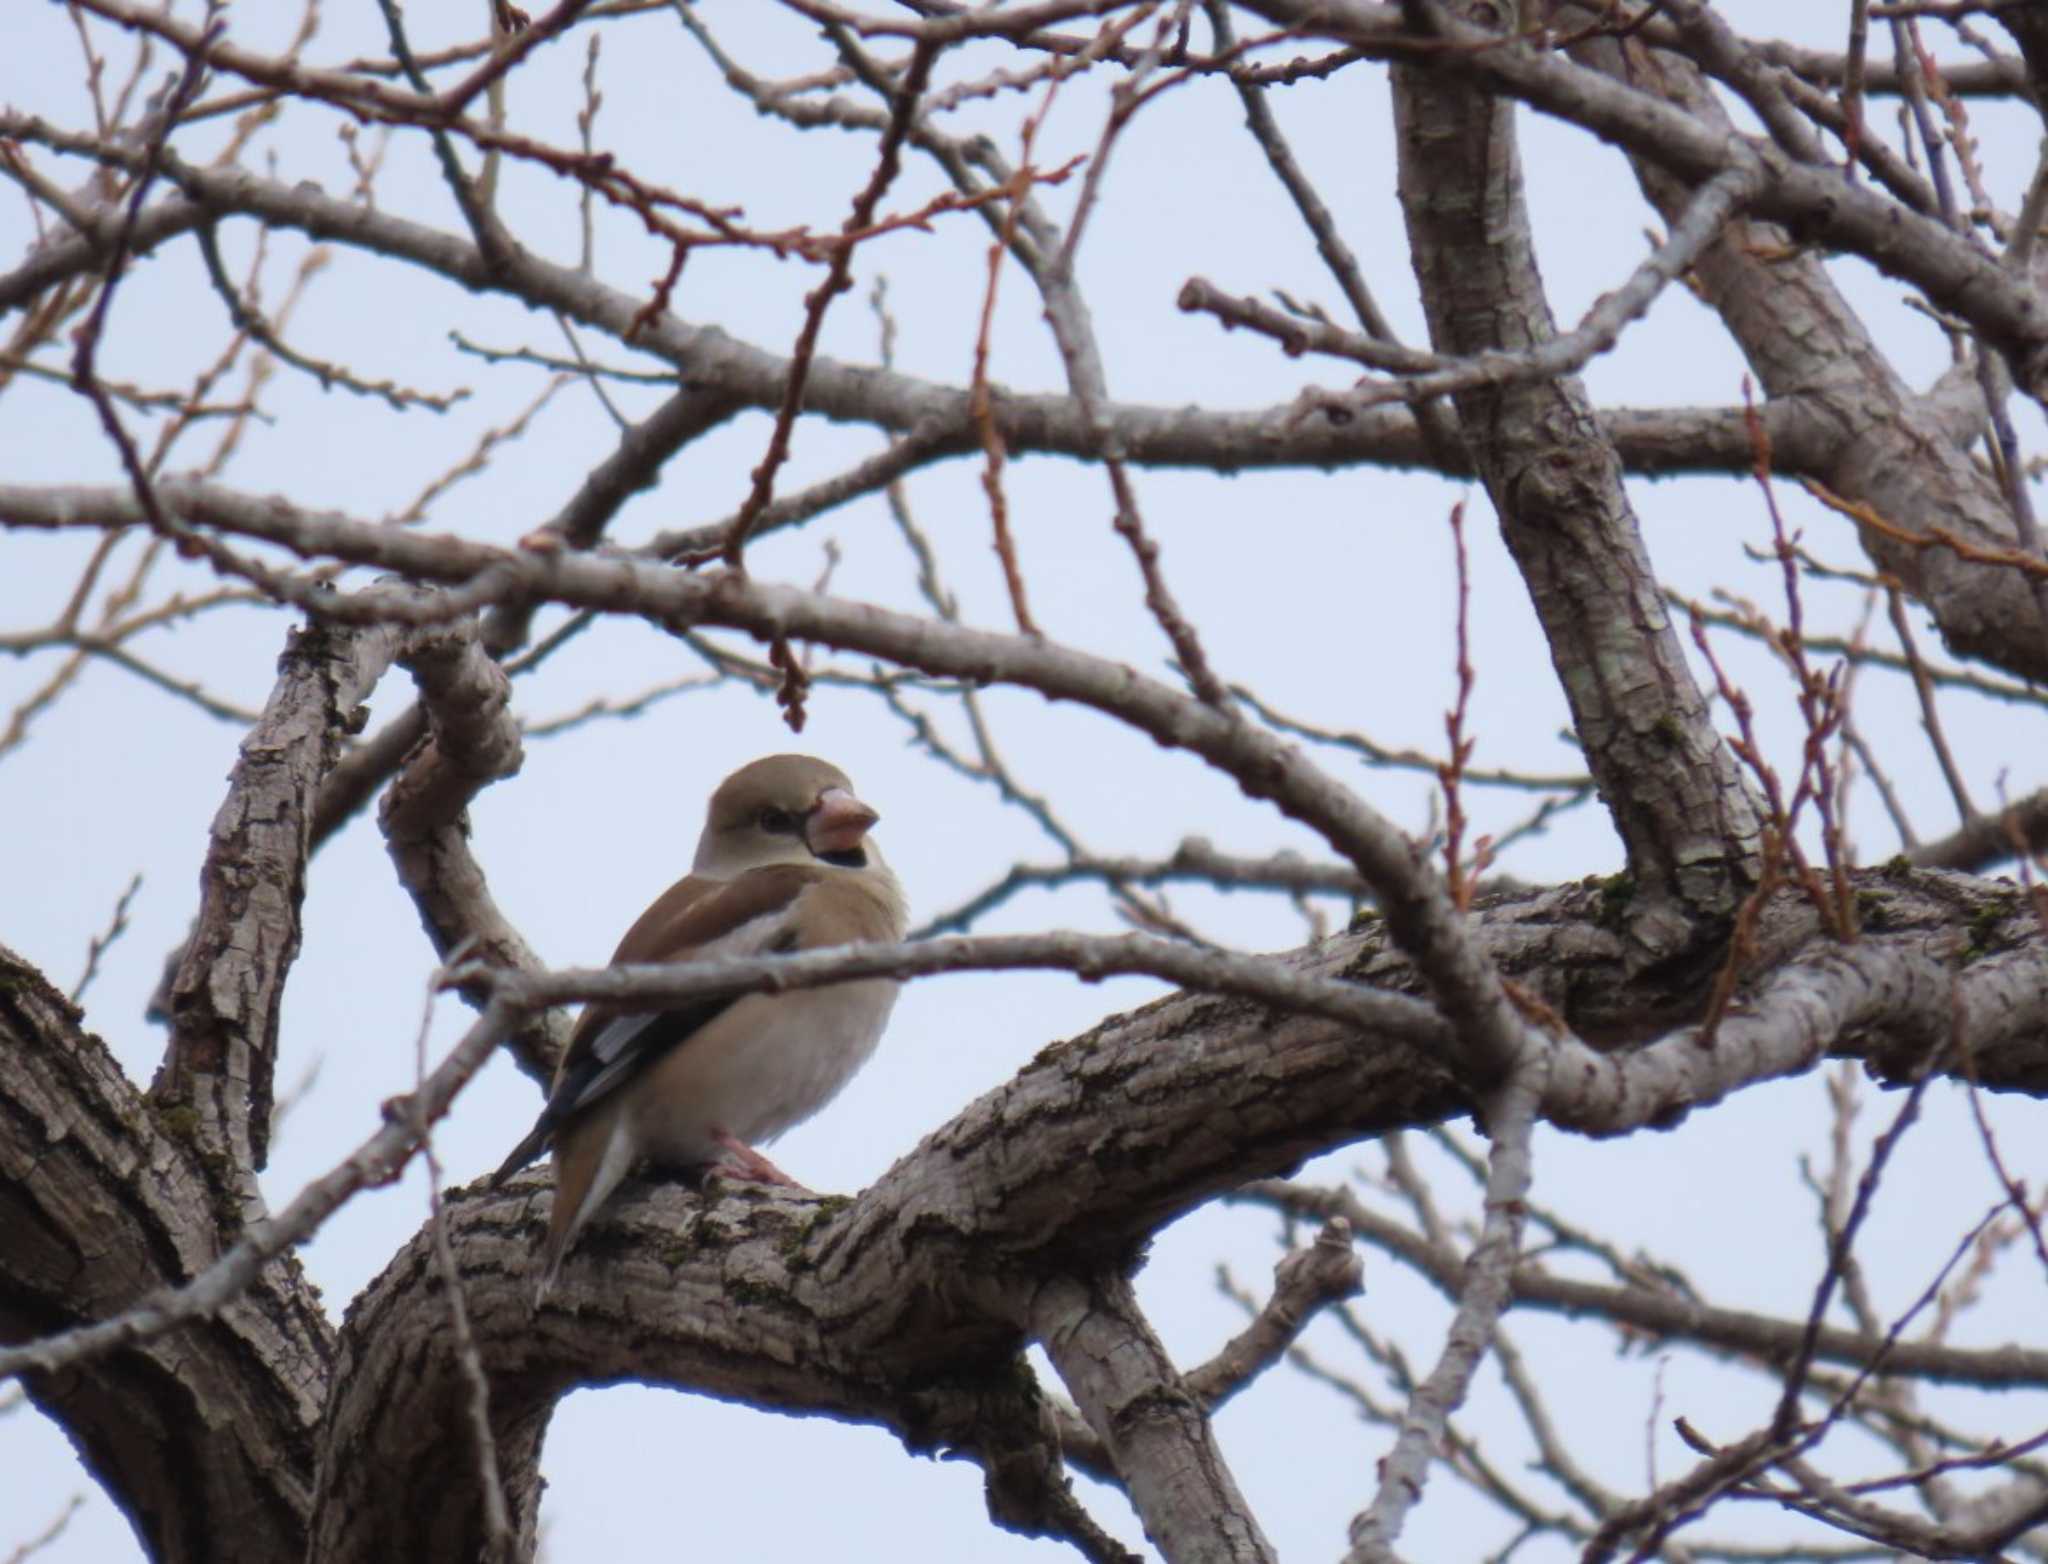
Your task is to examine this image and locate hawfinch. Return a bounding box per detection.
[493,754,907,1297]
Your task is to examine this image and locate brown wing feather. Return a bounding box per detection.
[608,863,826,964]
[553,862,832,1089]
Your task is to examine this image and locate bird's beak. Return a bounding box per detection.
[806,787,879,856]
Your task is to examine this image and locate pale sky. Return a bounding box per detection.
[4,2,2044,1560]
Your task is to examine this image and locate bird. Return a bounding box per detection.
[492,754,907,1299]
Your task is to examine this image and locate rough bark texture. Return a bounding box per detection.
[1032,1272,1277,1564]
[1561,11,2048,683]
[1392,0,1763,946]
[10,867,2047,1561]
[0,946,330,1564]
[152,620,400,1209]
[10,4,2048,1560]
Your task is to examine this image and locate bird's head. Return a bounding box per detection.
[692,754,883,876]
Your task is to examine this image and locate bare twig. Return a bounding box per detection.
[723,43,937,566]
[408,963,512,1562]
[68,872,142,1004]
[1344,1064,1542,1562]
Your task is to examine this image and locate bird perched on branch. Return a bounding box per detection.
[492,754,907,1299]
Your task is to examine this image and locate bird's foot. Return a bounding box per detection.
[706,1129,806,1190]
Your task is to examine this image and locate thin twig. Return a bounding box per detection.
[408,961,513,1562]
[1344,1065,1543,1562]
[69,872,143,1004]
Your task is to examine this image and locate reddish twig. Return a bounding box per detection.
[1883,579,1977,823]
[1436,502,1493,913]
[1803,477,2048,581]
[723,43,938,568]
[68,3,224,555]
[1743,392,1856,941]
[969,77,1061,638]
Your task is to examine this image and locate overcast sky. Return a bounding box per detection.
[4,2,2045,1559]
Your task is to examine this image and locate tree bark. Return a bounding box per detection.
[1392,0,1764,946]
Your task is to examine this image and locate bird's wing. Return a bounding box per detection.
[490,864,832,1181]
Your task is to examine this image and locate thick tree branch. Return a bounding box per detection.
[10,860,2047,1557]
[298,870,2045,1560]
[1372,2,2048,395]
[0,944,331,1564]
[1909,787,2048,871]
[1390,0,1763,940]
[155,616,402,1206]
[1561,13,2048,696]
[1033,1271,1276,1564]
[379,608,563,1083]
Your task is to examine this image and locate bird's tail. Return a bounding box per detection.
[490,1125,549,1186]
[532,1251,564,1311]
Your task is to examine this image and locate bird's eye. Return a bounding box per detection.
[757,806,798,835]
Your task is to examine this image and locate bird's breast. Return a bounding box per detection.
[630,978,899,1160]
